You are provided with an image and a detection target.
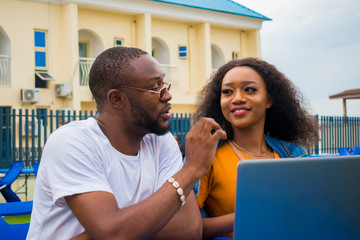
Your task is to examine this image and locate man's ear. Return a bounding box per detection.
[266,95,273,109]
[107,89,125,108]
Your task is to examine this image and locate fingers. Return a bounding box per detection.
[197,117,227,141]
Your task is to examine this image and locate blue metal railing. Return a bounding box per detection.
[1,109,359,168]
[0,109,192,168]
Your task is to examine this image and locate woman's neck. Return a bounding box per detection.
[231,126,269,157]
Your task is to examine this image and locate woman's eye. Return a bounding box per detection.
[221,89,232,95]
[245,87,257,93]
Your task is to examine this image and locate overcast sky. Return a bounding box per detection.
[235,0,360,116]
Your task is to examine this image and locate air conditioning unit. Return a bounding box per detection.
[55,83,72,97]
[21,119,39,136]
[21,88,40,103]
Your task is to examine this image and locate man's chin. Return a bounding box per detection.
[154,125,170,135]
[145,120,170,136]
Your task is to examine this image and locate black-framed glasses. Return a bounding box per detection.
[115,82,171,99]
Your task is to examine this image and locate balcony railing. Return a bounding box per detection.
[78,60,179,89]
[79,57,95,86]
[0,55,10,87]
[160,64,179,92]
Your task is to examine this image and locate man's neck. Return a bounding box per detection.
[95,113,145,156]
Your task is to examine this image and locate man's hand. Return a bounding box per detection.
[183,117,227,179]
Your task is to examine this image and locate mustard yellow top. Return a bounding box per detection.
[197,142,280,238]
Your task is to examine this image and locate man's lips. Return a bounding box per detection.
[161,104,171,114]
[160,104,172,120]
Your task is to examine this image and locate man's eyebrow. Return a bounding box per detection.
[147,73,166,82]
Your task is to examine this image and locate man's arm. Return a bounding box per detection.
[70,191,202,240]
[67,118,227,240]
[66,172,195,240]
[151,191,202,240]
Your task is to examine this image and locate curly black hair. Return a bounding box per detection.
[194,58,319,148]
[89,47,148,111]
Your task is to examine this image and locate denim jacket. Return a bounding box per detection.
[264,135,309,158]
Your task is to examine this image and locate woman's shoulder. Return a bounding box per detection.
[265,135,308,158]
[215,141,234,157]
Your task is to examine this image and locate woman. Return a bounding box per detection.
[194,58,319,238]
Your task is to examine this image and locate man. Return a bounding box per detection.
[27,47,226,239]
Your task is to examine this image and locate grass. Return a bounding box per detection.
[2,214,31,224]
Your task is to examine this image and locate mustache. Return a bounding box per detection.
[158,103,171,117]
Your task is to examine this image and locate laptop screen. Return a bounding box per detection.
[233,155,360,240]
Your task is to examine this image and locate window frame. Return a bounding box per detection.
[34,29,48,71]
[178,45,187,59]
[114,37,124,47]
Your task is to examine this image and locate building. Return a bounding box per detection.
[0,0,270,114]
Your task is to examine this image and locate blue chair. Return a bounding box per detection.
[0,201,33,240]
[351,146,360,155]
[338,147,351,155]
[0,161,24,202]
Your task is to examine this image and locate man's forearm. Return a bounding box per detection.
[151,191,202,240]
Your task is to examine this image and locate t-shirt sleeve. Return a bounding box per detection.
[40,125,113,207]
[157,132,183,187]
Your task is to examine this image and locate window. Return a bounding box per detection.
[114,37,124,47]
[178,45,187,59]
[34,29,53,88]
[34,30,48,70]
[232,51,240,60]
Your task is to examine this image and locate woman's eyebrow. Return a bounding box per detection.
[222,80,258,87]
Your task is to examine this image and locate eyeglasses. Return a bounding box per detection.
[115,82,171,99]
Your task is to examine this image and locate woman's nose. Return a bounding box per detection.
[232,90,246,103]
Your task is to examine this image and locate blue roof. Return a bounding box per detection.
[151,0,271,20]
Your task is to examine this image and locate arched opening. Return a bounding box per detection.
[0,26,11,86]
[152,37,170,65]
[151,37,179,92]
[78,29,104,86]
[211,44,225,72]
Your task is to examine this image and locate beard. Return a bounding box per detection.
[129,98,170,135]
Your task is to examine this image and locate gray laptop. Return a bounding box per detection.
[233,155,360,240]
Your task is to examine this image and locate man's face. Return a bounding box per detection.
[125,54,172,135]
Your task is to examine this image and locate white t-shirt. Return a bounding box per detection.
[27,118,182,239]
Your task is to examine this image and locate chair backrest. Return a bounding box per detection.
[0,161,24,186]
[0,201,33,240]
[351,146,360,155]
[338,147,351,155]
[0,161,24,202]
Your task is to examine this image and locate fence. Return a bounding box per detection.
[1,109,359,168]
[316,115,360,154]
[0,109,192,168]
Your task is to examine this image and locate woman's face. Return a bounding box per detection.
[220,66,272,131]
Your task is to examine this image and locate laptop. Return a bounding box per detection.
[233,155,360,240]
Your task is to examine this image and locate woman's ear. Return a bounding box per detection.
[266,95,273,109]
[107,89,125,108]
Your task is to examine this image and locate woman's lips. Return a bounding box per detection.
[231,107,250,115]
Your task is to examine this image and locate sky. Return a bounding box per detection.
[235,0,360,116]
